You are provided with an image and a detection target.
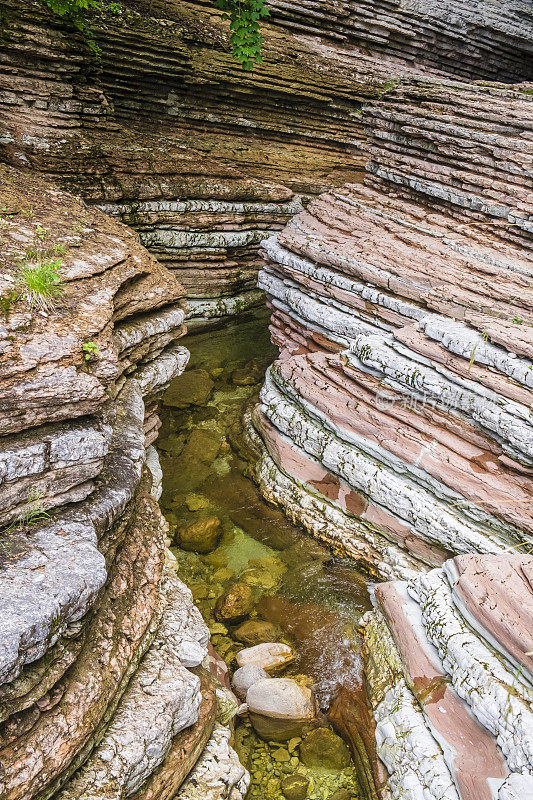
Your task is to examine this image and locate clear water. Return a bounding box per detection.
[157,309,375,800]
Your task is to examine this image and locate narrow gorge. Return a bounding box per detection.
[0,1,532,800]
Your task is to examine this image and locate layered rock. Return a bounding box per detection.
[0,0,370,326]
[1,0,531,326]
[265,0,533,82]
[248,71,533,798]
[0,165,245,800]
[364,554,533,799]
[248,77,533,578]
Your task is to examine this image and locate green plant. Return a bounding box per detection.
[213,0,269,69]
[39,0,120,54]
[468,331,489,370]
[2,490,50,538]
[16,258,64,311]
[40,0,268,67]
[83,340,101,360]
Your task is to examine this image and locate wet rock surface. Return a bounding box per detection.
[156,314,371,799]
[300,729,351,771]
[247,678,317,742]
[236,643,297,674]
[215,582,256,624]
[176,515,223,554]
[232,665,269,701]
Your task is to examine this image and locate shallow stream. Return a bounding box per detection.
[157,309,375,800]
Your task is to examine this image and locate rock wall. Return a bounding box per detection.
[1,0,532,326]
[265,0,533,82]
[250,77,533,578]
[248,75,533,798]
[0,165,248,800]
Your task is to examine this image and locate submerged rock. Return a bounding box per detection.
[180,427,223,464]
[163,369,214,408]
[232,620,282,646]
[236,642,296,674]
[246,678,317,742]
[176,515,222,554]
[328,789,352,800]
[214,583,255,623]
[281,775,309,800]
[231,365,261,386]
[299,727,351,770]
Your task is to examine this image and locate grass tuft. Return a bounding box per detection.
[16,259,64,311]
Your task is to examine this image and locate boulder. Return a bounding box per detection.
[281,775,309,800]
[163,369,214,408]
[231,366,261,386]
[232,620,281,647]
[214,583,254,623]
[175,516,222,554]
[299,728,351,770]
[235,643,296,674]
[246,678,317,742]
[231,665,268,701]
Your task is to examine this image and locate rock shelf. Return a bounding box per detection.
[248,60,533,800]
[0,166,243,800]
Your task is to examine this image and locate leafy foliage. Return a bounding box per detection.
[38,0,120,54]
[83,340,101,360]
[1,490,50,539]
[206,0,269,70]
[39,0,269,67]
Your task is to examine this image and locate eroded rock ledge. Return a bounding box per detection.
[0,166,247,800]
[247,72,533,798]
[1,0,531,328]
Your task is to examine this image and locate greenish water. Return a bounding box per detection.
[157,309,374,800]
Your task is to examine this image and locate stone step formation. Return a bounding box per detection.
[1,0,531,327]
[1,1,533,799]
[247,70,533,800]
[0,166,248,800]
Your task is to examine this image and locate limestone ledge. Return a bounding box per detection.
[364,554,533,800]
[252,159,533,570]
[186,291,266,331]
[412,568,533,773]
[257,368,522,557]
[0,166,237,800]
[99,198,303,317]
[244,409,419,579]
[0,377,150,688]
[54,571,209,800]
[176,723,250,800]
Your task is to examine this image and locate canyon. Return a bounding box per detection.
[0,1,532,799]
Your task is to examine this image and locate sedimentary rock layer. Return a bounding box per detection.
[0,166,241,800]
[251,177,532,573]
[364,554,533,799]
[0,0,375,325]
[250,69,533,799]
[264,0,533,81]
[1,0,530,324]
